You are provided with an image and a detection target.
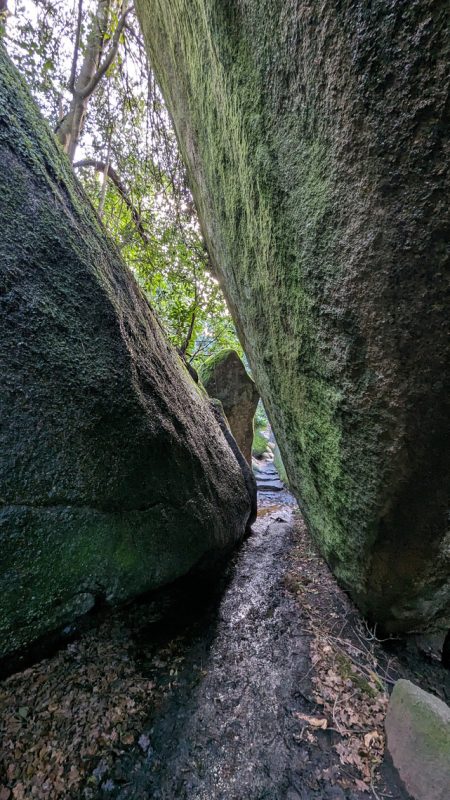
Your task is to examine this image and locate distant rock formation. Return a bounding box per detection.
[209,398,257,525]
[199,350,259,464]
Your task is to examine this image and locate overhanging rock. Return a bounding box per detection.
[136,0,450,632]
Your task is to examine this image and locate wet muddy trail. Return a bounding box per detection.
[113,511,318,800]
[90,463,410,800]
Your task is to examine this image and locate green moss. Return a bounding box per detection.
[135,0,349,574]
[0,43,253,659]
[335,653,378,698]
[0,505,215,654]
[252,405,268,458]
[389,680,450,762]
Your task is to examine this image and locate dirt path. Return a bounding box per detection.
[89,466,411,800]
[113,511,320,800]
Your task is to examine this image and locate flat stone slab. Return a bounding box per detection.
[385,679,450,800]
[256,479,284,492]
[253,457,285,492]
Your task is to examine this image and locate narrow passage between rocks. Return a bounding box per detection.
[90,466,412,800]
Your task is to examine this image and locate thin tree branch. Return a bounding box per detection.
[179,308,197,356]
[78,2,133,99]
[68,0,83,93]
[74,157,148,243]
[189,334,220,362]
[98,138,112,218]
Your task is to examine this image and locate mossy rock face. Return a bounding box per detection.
[136,0,450,632]
[273,445,288,486]
[199,350,259,464]
[0,46,253,660]
[386,680,450,800]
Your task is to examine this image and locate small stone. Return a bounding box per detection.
[324,788,346,800]
[385,679,450,800]
[92,760,109,782]
[138,733,151,752]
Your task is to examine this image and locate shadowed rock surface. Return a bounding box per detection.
[0,46,253,660]
[136,0,450,633]
[199,349,259,464]
[209,398,258,526]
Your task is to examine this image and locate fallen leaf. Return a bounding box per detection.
[294,712,328,729]
[364,730,380,749]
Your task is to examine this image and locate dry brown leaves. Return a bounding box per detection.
[287,513,395,793]
[0,618,154,799]
[309,636,388,791]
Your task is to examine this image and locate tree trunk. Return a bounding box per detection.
[136,0,450,633]
[0,0,8,34]
[57,0,130,162]
[57,0,109,160]
[0,45,254,660]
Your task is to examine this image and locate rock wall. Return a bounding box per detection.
[0,46,253,660]
[136,0,450,632]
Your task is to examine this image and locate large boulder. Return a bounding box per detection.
[136,0,450,633]
[0,46,253,662]
[199,350,259,464]
[385,679,450,800]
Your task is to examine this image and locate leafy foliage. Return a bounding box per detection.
[5,0,241,365]
[254,401,268,430]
